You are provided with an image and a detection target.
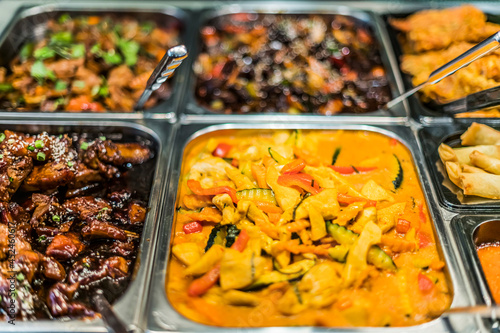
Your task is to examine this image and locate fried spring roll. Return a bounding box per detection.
[453,145,500,165]
[461,173,500,199]
[462,164,488,174]
[461,122,500,146]
[470,150,500,175]
[445,162,463,188]
[438,143,457,164]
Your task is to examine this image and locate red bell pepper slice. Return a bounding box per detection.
[187,179,238,204]
[328,165,377,174]
[187,230,249,297]
[417,231,432,249]
[277,173,320,195]
[337,193,377,207]
[281,159,306,175]
[212,143,232,158]
[395,218,411,234]
[183,221,203,234]
[418,272,434,294]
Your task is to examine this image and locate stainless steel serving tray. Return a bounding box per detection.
[0,1,193,119]
[178,3,409,123]
[146,121,476,333]
[417,122,500,212]
[381,2,500,125]
[451,216,500,332]
[0,119,174,333]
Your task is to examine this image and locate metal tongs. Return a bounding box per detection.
[134,45,188,111]
[91,290,128,333]
[442,84,500,115]
[383,31,500,111]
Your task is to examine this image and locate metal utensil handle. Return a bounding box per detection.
[134,45,188,111]
[427,31,500,85]
[443,84,500,114]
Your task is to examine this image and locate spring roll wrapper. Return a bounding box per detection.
[470,150,500,175]
[461,172,500,199]
[438,143,457,164]
[462,164,488,173]
[453,145,500,165]
[445,162,463,188]
[460,122,500,146]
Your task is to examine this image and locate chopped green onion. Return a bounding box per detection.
[52,215,61,222]
[67,161,74,167]
[34,46,56,60]
[54,80,68,92]
[141,22,154,34]
[91,85,100,96]
[80,142,89,150]
[8,177,13,182]
[36,152,46,161]
[35,140,44,148]
[16,273,24,282]
[0,154,3,159]
[38,235,47,241]
[0,133,5,142]
[99,136,106,141]
[98,84,109,97]
[102,50,122,65]
[27,145,35,151]
[90,43,102,55]
[83,262,90,268]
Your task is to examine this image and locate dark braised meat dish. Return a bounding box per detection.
[194,14,392,115]
[0,130,152,320]
[0,15,180,112]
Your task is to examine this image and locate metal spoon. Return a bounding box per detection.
[91,290,128,333]
[134,44,188,111]
[381,31,500,111]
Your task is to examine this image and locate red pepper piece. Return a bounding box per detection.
[212,143,232,158]
[277,173,320,195]
[187,179,238,204]
[418,272,434,294]
[281,159,306,175]
[395,218,411,234]
[183,221,203,234]
[337,193,377,207]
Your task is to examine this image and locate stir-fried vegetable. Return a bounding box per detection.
[168,129,451,327]
[0,15,180,112]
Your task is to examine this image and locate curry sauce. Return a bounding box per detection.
[166,129,452,327]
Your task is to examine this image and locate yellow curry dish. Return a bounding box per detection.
[166,129,452,327]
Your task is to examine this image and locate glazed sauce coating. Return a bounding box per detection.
[195,14,392,114]
[477,242,500,303]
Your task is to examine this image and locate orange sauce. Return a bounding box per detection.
[166,129,452,327]
[477,242,500,303]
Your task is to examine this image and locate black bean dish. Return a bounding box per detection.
[0,130,153,320]
[194,13,392,115]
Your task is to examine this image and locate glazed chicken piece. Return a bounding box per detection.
[47,283,95,318]
[23,161,76,191]
[0,156,33,201]
[63,196,111,220]
[46,234,84,261]
[81,220,127,241]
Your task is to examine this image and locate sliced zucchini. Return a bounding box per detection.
[205,224,241,252]
[268,147,289,164]
[245,270,306,290]
[273,259,316,275]
[326,222,396,271]
[327,244,349,263]
[292,192,311,220]
[284,129,303,147]
[392,154,404,190]
[236,188,277,205]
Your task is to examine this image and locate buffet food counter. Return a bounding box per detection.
[0,1,497,333]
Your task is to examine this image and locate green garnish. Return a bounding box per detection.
[73,80,85,89]
[0,133,5,142]
[38,235,47,241]
[90,85,100,96]
[50,31,73,45]
[70,44,86,58]
[8,177,13,182]
[118,39,139,66]
[30,61,56,83]
[27,145,35,151]
[35,140,44,148]
[0,83,13,93]
[20,42,34,61]
[54,80,68,92]
[58,14,71,24]
[36,152,46,161]
[0,154,3,159]
[141,22,154,33]
[83,262,90,268]
[67,161,74,167]
[52,215,61,222]
[99,136,106,141]
[90,43,102,55]
[332,147,341,165]
[33,46,56,60]
[16,273,24,282]
[98,84,109,97]
[80,142,89,150]
[102,50,122,65]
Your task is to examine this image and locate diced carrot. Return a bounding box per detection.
[187,265,221,297]
[183,222,203,234]
[337,193,377,207]
[396,218,411,234]
[418,272,434,294]
[87,16,100,25]
[417,231,432,248]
